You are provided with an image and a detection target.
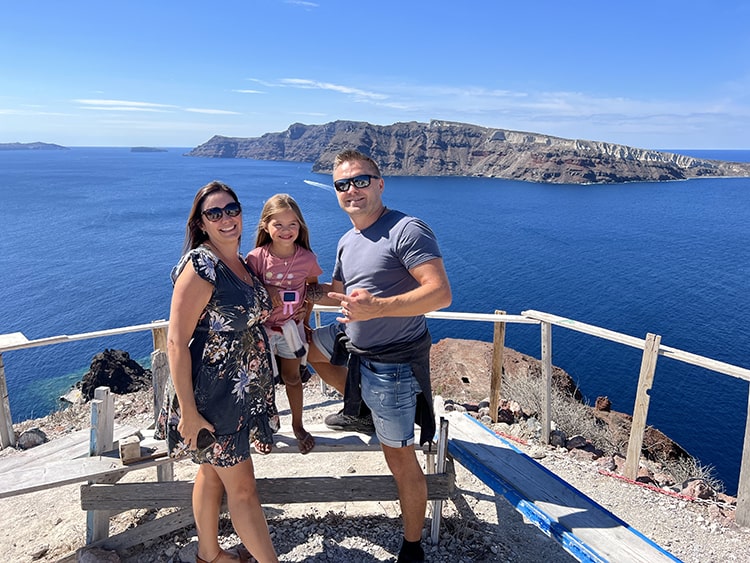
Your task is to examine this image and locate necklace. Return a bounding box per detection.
[265,245,298,286]
[269,246,296,266]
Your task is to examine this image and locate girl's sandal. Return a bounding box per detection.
[253,439,272,455]
[294,430,315,455]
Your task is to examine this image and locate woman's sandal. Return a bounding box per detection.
[294,429,315,455]
[196,547,249,563]
[253,439,272,455]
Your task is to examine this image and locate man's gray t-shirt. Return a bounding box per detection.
[333,209,442,349]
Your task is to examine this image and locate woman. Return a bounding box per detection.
[159,180,279,563]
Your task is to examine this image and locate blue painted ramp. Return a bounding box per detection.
[443,410,683,563]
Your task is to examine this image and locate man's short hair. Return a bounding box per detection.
[334,149,382,177]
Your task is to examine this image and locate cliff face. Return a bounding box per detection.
[186,120,750,185]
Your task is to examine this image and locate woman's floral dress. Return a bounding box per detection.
[156,245,279,466]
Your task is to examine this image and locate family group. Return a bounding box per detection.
[155,149,452,563]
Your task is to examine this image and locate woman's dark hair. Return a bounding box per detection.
[182,180,240,254]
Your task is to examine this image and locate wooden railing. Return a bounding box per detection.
[1,307,749,526]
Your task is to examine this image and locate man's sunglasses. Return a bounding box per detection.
[333,174,380,193]
[202,201,242,222]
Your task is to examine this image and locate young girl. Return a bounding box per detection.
[246,194,322,454]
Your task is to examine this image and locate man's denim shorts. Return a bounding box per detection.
[312,323,421,448]
[360,357,422,448]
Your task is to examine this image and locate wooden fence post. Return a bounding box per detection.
[151,348,175,483]
[90,386,114,456]
[151,324,167,354]
[541,321,552,444]
[0,354,15,449]
[489,310,506,423]
[151,324,174,483]
[624,333,661,480]
[87,386,115,543]
[736,384,750,526]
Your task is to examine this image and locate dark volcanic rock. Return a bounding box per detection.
[186,120,750,185]
[80,349,152,399]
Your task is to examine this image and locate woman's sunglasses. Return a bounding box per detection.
[202,201,242,222]
[333,174,380,193]
[194,428,216,463]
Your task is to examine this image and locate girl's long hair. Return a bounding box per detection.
[254,193,312,251]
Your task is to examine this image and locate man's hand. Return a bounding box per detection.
[328,288,383,323]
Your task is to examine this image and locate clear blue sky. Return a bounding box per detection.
[2,1,749,149]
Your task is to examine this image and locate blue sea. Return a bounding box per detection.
[1,147,749,494]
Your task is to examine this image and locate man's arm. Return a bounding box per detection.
[329,257,452,323]
[307,279,345,307]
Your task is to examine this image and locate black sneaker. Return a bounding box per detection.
[324,409,375,434]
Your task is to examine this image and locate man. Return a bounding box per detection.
[307,149,452,563]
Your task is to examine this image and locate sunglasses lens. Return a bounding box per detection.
[333,179,349,192]
[203,207,223,221]
[224,202,241,217]
[352,175,371,188]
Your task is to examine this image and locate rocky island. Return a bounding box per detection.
[0,141,68,151]
[131,146,168,152]
[187,120,750,185]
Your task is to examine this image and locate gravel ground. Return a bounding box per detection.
[2,381,748,562]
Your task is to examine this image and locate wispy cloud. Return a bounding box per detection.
[184,108,242,115]
[284,1,319,8]
[232,89,264,94]
[280,79,388,101]
[73,99,240,116]
[74,99,176,112]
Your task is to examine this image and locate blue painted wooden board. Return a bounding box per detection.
[442,410,683,563]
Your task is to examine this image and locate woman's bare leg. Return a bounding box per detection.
[193,464,225,562]
[215,458,279,563]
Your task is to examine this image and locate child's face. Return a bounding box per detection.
[266,208,301,245]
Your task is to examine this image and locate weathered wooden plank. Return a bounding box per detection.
[90,507,195,552]
[624,332,660,480]
[0,442,170,499]
[736,383,750,526]
[489,310,505,423]
[0,424,139,474]
[0,332,28,348]
[0,423,383,499]
[0,353,16,448]
[445,411,681,563]
[91,387,114,456]
[81,470,455,511]
[541,321,552,443]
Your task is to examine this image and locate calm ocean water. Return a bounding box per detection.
[1,147,749,494]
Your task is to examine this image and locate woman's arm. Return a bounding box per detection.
[167,265,214,448]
